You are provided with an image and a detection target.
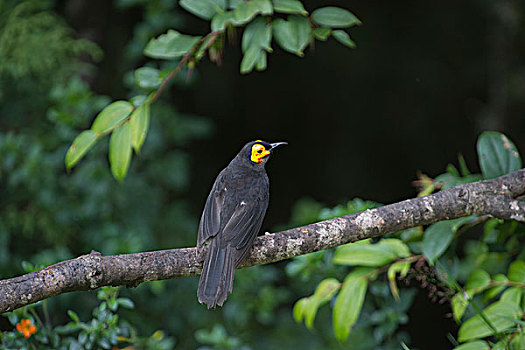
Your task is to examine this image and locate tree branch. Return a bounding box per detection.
[1,169,524,314]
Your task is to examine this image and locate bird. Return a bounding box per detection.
[197,140,287,308]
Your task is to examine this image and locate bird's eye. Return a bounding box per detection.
[257,149,263,154]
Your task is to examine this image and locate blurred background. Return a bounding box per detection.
[1,0,524,349]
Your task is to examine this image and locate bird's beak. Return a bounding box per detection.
[269,142,288,150]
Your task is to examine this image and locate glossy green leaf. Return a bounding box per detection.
[422,221,454,264]
[477,131,522,179]
[458,301,522,342]
[117,298,135,309]
[109,122,133,182]
[91,101,133,134]
[293,297,307,323]
[379,238,411,258]
[313,27,331,41]
[453,341,490,350]
[332,30,356,48]
[334,240,397,266]
[483,274,508,301]
[135,67,162,89]
[451,292,470,322]
[465,269,491,293]
[272,0,307,15]
[144,30,202,59]
[65,130,99,169]
[304,278,340,329]
[255,51,267,71]
[511,332,525,350]
[240,45,262,74]
[272,16,312,57]
[508,260,525,283]
[311,7,361,28]
[333,268,370,342]
[387,261,410,300]
[251,0,272,15]
[130,103,150,154]
[233,1,260,24]
[179,0,221,20]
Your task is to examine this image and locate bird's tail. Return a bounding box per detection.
[197,240,235,308]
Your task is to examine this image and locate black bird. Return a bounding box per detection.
[197,140,287,308]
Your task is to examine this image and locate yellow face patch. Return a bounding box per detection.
[250,143,270,163]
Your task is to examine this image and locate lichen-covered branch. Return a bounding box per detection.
[1,169,524,313]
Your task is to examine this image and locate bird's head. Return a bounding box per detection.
[242,140,287,166]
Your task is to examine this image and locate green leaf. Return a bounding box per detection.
[233,1,260,24]
[500,287,521,306]
[477,131,522,179]
[313,27,331,41]
[378,238,411,258]
[91,101,133,134]
[422,221,454,265]
[240,45,262,74]
[333,268,370,342]
[67,310,80,323]
[508,260,525,283]
[458,301,522,342]
[130,103,150,154]
[304,278,340,329]
[453,341,490,350]
[332,30,356,48]
[451,292,469,322]
[272,15,311,57]
[255,51,267,71]
[211,11,237,31]
[144,29,202,59]
[272,0,307,15]
[251,0,272,15]
[242,17,272,52]
[387,261,410,300]
[334,240,397,267]
[135,67,162,89]
[65,130,99,169]
[179,0,220,20]
[483,274,508,301]
[293,297,307,323]
[311,7,361,28]
[465,269,491,293]
[109,122,133,182]
[117,298,135,309]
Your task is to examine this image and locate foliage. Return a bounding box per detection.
[0,287,174,349]
[64,0,361,181]
[290,132,525,348]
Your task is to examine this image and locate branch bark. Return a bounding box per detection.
[1,169,524,314]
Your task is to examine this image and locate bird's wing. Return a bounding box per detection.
[197,178,227,247]
[221,198,268,267]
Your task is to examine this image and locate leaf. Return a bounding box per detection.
[451,292,469,322]
[242,17,272,52]
[483,274,507,301]
[135,67,162,89]
[65,130,99,169]
[255,51,267,71]
[117,298,135,309]
[211,11,237,31]
[144,29,202,59]
[508,260,525,283]
[422,221,454,265]
[334,240,397,267]
[272,0,307,15]
[458,301,522,342]
[109,122,133,182]
[251,0,272,15]
[91,101,133,134]
[378,238,411,258]
[233,1,260,24]
[453,341,490,350]
[500,287,521,306]
[313,27,331,41]
[311,7,361,28]
[387,261,410,300]
[333,268,370,342]
[477,131,522,179]
[465,269,491,293]
[304,278,340,329]
[179,0,220,20]
[293,297,307,323]
[67,310,80,323]
[332,30,356,48]
[240,45,262,74]
[129,103,150,154]
[272,15,311,57]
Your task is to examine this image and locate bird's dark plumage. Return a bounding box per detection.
[197,140,286,308]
